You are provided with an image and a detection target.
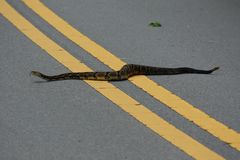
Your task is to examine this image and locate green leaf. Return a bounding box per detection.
[149,21,162,27]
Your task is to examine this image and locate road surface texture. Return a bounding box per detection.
[1,0,239,160]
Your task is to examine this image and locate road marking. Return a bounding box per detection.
[0,1,226,159]
[21,0,240,151]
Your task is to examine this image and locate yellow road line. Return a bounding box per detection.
[21,0,240,151]
[0,1,226,159]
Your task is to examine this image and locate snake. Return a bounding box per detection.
[30,64,219,81]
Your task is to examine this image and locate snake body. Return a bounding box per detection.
[31,64,219,81]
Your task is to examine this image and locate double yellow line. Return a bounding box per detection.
[1,0,239,159]
[22,0,240,151]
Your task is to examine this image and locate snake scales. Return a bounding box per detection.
[31,64,219,81]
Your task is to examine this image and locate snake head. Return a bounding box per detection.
[30,71,42,77]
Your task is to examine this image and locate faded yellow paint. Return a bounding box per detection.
[0,1,226,159]
[22,0,240,151]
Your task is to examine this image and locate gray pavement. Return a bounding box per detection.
[1,0,240,160]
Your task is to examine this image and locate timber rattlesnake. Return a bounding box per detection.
[31,64,219,81]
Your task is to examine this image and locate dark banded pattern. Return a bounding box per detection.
[31,64,219,81]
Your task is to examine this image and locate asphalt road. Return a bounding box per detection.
[1,0,240,160]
